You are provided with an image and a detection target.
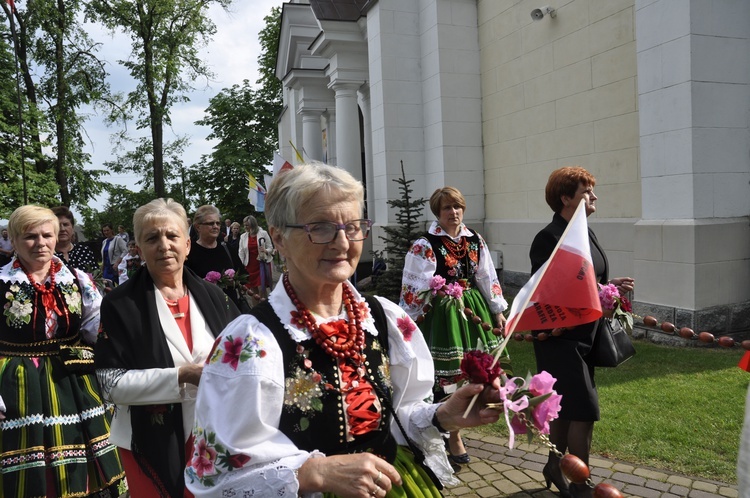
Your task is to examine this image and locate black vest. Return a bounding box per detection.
[249,296,399,462]
[424,229,481,286]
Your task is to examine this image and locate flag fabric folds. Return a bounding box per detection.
[247,173,266,212]
[272,152,293,177]
[505,200,603,334]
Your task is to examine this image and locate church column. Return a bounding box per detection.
[300,110,324,162]
[330,81,362,181]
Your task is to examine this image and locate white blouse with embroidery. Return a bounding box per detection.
[399,221,508,320]
[185,280,459,497]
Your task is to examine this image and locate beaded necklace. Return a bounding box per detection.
[442,235,469,260]
[16,259,65,336]
[283,274,365,362]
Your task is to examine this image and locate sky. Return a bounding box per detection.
[78,0,284,212]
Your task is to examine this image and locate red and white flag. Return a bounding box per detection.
[505,200,602,333]
[272,151,293,177]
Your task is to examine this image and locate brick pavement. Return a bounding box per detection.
[442,431,737,498]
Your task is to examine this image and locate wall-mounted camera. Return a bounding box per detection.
[531,6,557,21]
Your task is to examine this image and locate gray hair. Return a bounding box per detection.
[265,163,364,236]
[193,205,221,225]
[133,198,189,245]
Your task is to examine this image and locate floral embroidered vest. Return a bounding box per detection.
[425,229,481,286]
[0,277,83,356]
[249,297,398,463]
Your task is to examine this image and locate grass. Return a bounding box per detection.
[471,339,747,484]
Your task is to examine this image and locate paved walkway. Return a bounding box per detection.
[443,431,737,498]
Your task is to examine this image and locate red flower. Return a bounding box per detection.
[403,292,414,305]
[227,453,251,469]
[620,295,632,313]
[397,315,417,342]
[460,350,503,385]
[222,337,244,370]
[290,310,307,328]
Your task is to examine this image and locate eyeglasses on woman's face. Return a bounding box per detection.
[287,219,372,244]
[201,221,222,227]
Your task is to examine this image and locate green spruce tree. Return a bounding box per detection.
[372,161,427,302]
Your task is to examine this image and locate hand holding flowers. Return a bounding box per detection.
[598,282,636,334]
[204,269,248,294]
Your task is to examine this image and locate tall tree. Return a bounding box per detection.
[187,6,282,221]
[1,0,114,209]
[86,0,232,198]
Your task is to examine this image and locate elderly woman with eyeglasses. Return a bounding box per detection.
[185,163,503,498]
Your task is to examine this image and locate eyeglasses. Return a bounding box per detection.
[201,221,222,227]
[287,219,372,244]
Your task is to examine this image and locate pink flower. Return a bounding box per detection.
[397,315,417,341]
[222,337,244,370]
[598,283,620,310]
[191,438,217,478]
[224,268,236,279]
[531,392,562,434]
[444,282,464,299]
[205,271,222,284]
[528,371,556,396]
[429,275,446,294]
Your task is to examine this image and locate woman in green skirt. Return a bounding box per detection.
[185,164,504,497]
[0,205,125,497]
[400,187,508,465]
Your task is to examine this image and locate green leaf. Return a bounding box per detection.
[300,417,310,431]
[311,397,323,412]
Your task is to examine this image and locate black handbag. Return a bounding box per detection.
[589,318,636,367]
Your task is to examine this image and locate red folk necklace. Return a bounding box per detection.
[19,259,63,312]
[283,274,365,362]
[442,235,469,260]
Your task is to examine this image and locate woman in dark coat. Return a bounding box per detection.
[95,198,240,498]
[530,167,634,498]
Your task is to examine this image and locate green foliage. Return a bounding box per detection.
[185,6,282,223]
[1,0,113,209]
[85,0,233,197]
[371,161,426,302]
[473,340,746,483]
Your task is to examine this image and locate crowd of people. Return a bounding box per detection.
[0,162,646,498]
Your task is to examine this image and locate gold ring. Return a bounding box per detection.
[374,470,382,486]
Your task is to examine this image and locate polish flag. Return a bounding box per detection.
[505,199,602,333]
[273,152,293,176]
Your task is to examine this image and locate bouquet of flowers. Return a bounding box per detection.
[417,275,468,318]
[204,269,248,294]
[459,349,562,448]
[598,283,634,334]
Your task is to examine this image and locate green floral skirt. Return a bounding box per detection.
[323,446,442,498]
[0,355,125,497]
[420,288,500,382]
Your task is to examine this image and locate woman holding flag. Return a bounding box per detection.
[530,166,634,498]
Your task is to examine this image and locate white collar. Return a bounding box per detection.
[0,256,78,285]
[428,220,472,239]
[267,279,378,343]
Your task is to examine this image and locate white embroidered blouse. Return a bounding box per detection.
[399,221,508,320]
[185,280,459,497]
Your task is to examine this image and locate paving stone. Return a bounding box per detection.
[501,456,525,467]
[670,485,691,495]
[689,489,725,498]
[458,471,481,483]
[613,463,636,473]
[622,485,661,498]
[591,467,614,479]
[590,456,614,469]
[719,487,739,498]
[523,452,547,464]
[668,475,694,487]
[612,472,646,486]
[634,468,670,481]
[493,479,523,494]
[504,468,533,483]
[476,487,502,497]
[490,461,515,473]
[693,481,719,493]
[644,479,672,491]
[466,462,495,476]
[468,448,493,460]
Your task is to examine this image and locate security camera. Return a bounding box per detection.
[531,6,556,21]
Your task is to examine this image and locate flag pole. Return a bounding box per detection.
[462,200,588,418]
